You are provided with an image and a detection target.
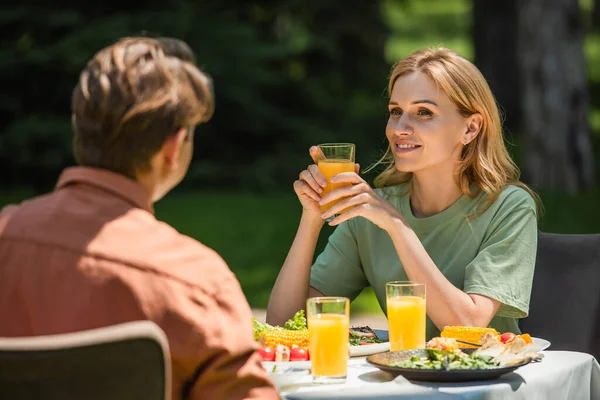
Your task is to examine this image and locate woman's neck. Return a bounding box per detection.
[409,170,464,218]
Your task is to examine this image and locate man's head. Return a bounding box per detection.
[71,37,213,201]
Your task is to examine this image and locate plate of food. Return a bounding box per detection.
[439,326,551,352]
[349,327,390,357]
[253,311,391,368]
[366,334,543,382]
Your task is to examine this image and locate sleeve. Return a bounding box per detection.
[463,191,538,318]
[184,272,279,400]
[309,218,369,301]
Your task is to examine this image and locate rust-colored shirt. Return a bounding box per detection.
[0,167,278,400]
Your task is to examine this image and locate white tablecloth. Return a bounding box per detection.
[282,351,600,400]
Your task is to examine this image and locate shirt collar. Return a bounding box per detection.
[55,166,154,213]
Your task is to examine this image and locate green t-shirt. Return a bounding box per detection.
[310,184,538,339]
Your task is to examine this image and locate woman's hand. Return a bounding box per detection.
[293,147,328,217]
[293,146,360,219]
[319,172,404,232]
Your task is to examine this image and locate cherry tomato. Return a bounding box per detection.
[258,346,275,362]
[500,332,516,344]
[289,347,309,361]
[359,342,375,346]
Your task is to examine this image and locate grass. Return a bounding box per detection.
[0,187,384,315]
[152,190,390,315]
[3,186,597,317]
[151,188,600,314]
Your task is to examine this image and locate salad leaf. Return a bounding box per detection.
[283,310,308,331]
[425,348,460,362]
[252,317,273,340]
[349,333,383,346]
[390,351,500,370]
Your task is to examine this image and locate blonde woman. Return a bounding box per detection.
[267,47,539,339]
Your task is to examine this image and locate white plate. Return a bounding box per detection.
[349,328,390,357]
[529,337,551,352]
[349,341,391,357]
[266,368,310,390]
[262,360,311,372]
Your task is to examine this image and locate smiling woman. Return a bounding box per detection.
[267,47,541,342]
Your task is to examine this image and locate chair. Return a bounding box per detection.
[0,320,171,400]
[520,232,600,359]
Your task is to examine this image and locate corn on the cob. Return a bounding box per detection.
[441,326,499,348]
[259,328,309,349]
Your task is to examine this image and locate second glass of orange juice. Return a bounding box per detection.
[307,297,350,384]
[317,143,355,220]
[386,281,426,351]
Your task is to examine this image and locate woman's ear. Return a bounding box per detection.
[463,113,483,145]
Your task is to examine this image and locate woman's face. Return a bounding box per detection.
[386,72,477,175]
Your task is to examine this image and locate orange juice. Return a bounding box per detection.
[317,159,354,213]
[387,295,426,351]
[308,313,349,377]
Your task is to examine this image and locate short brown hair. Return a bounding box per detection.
[71,37,214,179]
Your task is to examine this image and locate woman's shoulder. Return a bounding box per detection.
[493,184,537,210]
[476,184,538,225]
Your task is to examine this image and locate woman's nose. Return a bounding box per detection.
[394,117,413,136]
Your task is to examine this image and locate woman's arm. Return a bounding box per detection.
[266,214,325,326]
[386,218,501,329]
[267,146,360,326]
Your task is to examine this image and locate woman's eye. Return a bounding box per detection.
[417,108,433,117]
[389,108,402,116]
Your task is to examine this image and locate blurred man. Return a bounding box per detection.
[0,37,278,400]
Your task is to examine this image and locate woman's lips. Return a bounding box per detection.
[394,143,421,154]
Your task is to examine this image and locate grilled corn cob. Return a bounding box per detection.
[259,328,309,349]
[441,326,499,348]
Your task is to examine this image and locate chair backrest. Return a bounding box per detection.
[0,320,171,400]
[520,232,600,359]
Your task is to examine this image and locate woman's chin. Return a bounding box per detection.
[394,160,418,173]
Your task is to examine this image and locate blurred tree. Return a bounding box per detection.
[0,1,390,192]
[593,0,600,29]
[472,0,520,132]
[517,0,595,192]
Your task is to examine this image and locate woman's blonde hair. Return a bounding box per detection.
[371,47,539,216]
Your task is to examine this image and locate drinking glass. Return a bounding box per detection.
[306,296,350,384]
[316,143,355,221]
[386,281,426,351]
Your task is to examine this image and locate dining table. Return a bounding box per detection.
[280,350,600,400]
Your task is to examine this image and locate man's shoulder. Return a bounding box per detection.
[0,192,56,235]
[100,213,234,291]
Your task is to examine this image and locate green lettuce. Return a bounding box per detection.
[283,310,308,331]
[252,318,273,340]
[252,310,307,341]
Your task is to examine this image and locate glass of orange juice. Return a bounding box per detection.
[306,296,350,384]
[316,143,355,221]
[386,281,426,351]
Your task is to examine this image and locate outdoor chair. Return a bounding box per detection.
[0,320,171,400]
[520,232,600,359]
